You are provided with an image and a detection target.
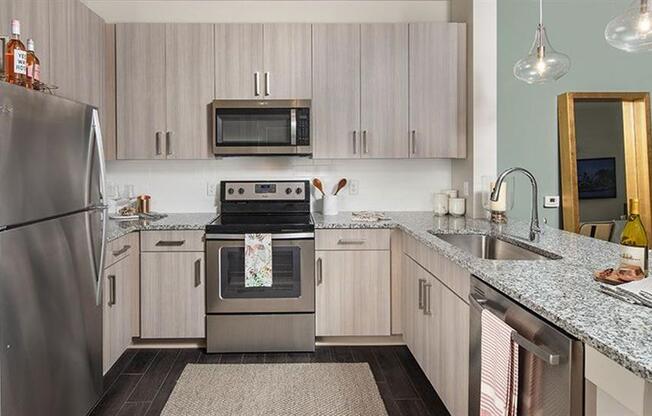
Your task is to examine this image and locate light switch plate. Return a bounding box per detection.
[544,195,560,208]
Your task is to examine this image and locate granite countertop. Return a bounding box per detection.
[106,213,217,242]
[313,211,652,382]
[106,210,652,381]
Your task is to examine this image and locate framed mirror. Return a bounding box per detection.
[558,92,652,242]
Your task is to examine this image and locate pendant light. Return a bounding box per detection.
[513,0,571,84]
[605,0,652,52]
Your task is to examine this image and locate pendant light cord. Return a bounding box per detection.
[539,0,543,26]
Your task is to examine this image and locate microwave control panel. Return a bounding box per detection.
[296,108,310,146]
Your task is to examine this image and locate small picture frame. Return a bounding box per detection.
[577,157,618,199]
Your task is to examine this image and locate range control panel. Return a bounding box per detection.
[221,180,309,202]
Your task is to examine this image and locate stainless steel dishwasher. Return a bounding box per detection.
[468,276,584,415]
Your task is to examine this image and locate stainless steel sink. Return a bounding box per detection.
[430,233,561,261]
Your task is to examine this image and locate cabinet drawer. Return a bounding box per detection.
[140,230,204,252]
[315,229,390,251]
[105,232,139,269]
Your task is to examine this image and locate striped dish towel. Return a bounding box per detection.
[480,309,519,416]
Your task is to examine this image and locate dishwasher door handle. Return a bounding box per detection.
[468,293,561,366]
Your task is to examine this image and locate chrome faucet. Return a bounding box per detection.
[491,167,542,242]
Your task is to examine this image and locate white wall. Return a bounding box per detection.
[107,158,452,213]
[95,0,456,214]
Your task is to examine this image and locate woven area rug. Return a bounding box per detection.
[161,363,389,416]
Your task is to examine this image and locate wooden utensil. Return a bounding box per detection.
[334,178,348,195]
[312,178,325,196]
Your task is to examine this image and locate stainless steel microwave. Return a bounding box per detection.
[212,99,311,156]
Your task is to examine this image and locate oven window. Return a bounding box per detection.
[216,108,291,146]
[219,246,301,298]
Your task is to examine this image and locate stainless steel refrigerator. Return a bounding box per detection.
[0,83,107,416]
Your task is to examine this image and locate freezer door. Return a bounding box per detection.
[0,210,103,416]
[0,83,96,228]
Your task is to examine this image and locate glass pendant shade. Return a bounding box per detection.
[605,0,652,52]
[513,24,571,84]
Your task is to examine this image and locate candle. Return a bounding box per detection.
[490,181,507,212]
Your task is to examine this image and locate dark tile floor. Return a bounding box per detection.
[90,346,451,416]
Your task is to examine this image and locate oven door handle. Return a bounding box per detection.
[469,293,561,366]
[206,232,314,240]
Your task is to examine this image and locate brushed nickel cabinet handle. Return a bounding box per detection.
[424,283,432,315]
[363,130,368,154]
[411,130,416,155]
[254,72,260,96]
[264,72,270,96]
[418,278,426,310]
[166,131,173,156]
[155,131,162,155]
[108,274,116,306]
[155,240,186,247]
[337,238,366,245]
[353,131,357,154]
[112,244,131,257]
[194,258,202,287]
[316,258,323,285]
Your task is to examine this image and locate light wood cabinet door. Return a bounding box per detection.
[437,286,469,416]
[103,257,133,374]
[116,23,167,159]
[141,252,205,338]
[312,24,361,159]
[409,23,466,159]
[215,24,263,99]
[402,254,419,354]
[315,250,390,336]
[49,0,76,99]
[360,24,409,159]
[165,24,214,159]
[262,24,312,99]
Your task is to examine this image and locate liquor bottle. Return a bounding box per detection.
[26,38,40,89]
[620,198,649,275]
[5,19,27,86]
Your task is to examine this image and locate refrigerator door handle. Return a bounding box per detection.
[87,109,108,305]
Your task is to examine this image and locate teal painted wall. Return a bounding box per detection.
[498,0,652,228]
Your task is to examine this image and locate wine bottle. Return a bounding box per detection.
[25,38,40,89]
[620,198,649,275]
[5,19,27,86]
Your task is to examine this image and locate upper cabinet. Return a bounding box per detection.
[312,24,361,159]
[360,24,409,159]
[409,23,466,159]
[116,23,214,160]
[215,23,311,99]
[313,22,464,160]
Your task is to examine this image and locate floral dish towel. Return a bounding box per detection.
[244,233,273,288]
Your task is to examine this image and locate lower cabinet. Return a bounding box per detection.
[402,251,469,416]
[103,233,139,374]
[140,250,205,338]
[315,250,391,336]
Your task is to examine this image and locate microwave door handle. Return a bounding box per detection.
[290,109,297,145]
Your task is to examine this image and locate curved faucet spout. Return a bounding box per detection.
[491,167,541,242]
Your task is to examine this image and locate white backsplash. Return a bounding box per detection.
[106,158,452,213]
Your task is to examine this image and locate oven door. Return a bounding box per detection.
[206,234,315,314]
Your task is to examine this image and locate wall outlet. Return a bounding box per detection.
[544,195,560,208]
[463,181,470,197]
[349,179,359,195]
[206,182,217,197]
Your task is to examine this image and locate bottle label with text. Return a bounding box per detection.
[13,50,27,75]
[620,245,647,271]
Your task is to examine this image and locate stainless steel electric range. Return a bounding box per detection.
[205,180,315,353]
